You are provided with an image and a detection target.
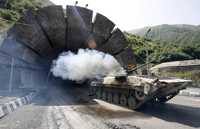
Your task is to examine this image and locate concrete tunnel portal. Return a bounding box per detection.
[0,5,136,90]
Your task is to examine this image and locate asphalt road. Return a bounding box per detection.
[0,85,199,129]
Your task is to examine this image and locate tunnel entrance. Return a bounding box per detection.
[0,5,136,90]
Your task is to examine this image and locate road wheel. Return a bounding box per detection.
[107,92,113,103]
[128,96,137,109]
[113,93,119,104]
[96,89,101,99]
[120,94,127,106]
[135,90,145,101]
[102,91,107,101]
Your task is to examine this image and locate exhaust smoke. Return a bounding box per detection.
[51,49,126,81]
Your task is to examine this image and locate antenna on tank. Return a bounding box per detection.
[144,28,151,76]
[75,1,78,6]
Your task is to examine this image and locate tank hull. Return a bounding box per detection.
[90,75,191,109]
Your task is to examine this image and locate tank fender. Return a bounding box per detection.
[144,78,161,94]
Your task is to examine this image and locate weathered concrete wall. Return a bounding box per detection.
[0,36,43,65]
[0,31,48,91]
[36,5,67,53]
[9,10,54,59]
[0,51,48,91]
[99,29,127,55]
[115,48,136,70]
[66,5,93,51]
[0,32,6,46]
[0,52,10,90]
[92,13,115,48]
[0,5,136,90]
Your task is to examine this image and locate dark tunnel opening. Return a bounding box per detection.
[0,5,136,92]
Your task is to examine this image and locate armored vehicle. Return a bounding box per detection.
[90,75,191,109]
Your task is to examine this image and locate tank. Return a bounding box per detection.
[90,75,192,109]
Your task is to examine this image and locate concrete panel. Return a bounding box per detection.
[0,52,46,90]
[0,53,27,69]
[9,10,54,58]
[32,71,48,88]
[0,36,42,65]
[67,5,93,51]
[92,13,115,47]
[0,53,44,90]
[20,69,33,88]
[36,5,67,51]
[0,31,7,46]
[0,65,10,90]
[12,58,45,71]
[99,29,127,55]
[11,67,21,89]
[20,69,47,89]
[0,51,11,65]
[115,48,136,70]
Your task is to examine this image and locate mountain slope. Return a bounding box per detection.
[128,24,200,47]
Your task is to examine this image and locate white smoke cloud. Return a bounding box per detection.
[51,49,126,81]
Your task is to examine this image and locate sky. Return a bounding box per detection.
[50,0,200,31]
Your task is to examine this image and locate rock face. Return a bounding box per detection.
[0,5,136,90]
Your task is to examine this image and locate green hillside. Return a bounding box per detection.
[127,24,200,63]
[129,24,200,47]
[125,31,200,64]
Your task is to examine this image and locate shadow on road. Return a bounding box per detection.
[140,103,200,128]
[32,82,98,106]
[31,80,200,128]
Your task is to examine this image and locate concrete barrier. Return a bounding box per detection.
[179,88,200,97]
[0,92,37,118]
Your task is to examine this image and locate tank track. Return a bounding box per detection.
[153,92,179,103]
[91,86,160,110]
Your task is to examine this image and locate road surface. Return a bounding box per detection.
[0,85,199,129]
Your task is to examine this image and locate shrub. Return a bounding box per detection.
[0,9,19,21]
